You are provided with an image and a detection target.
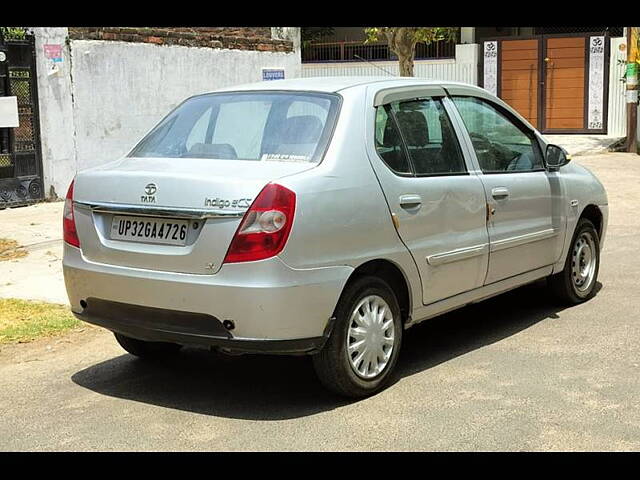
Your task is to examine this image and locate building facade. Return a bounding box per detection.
[301,27,628,138]
[0,27,301,206]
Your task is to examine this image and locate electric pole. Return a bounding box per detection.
[626,27,638,154]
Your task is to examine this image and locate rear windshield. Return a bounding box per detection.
[128,91,340,163]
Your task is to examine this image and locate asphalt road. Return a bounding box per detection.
[1,153,639,451]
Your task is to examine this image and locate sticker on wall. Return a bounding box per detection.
[262,69,285,81]
[587,36,605,130]
[43,44,63,63]
[483,41,498,96]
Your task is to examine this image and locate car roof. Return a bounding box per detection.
[211,76,487,95]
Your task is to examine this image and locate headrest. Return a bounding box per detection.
[382,120,401,148]
[188,143,238,159]
[395,111,429,146]
[280,115,323,144]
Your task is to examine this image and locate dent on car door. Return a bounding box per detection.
[450,95,565,284]
[369,94,489,305]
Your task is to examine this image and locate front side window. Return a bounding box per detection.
[129,92,340,163]
[452,96,544,173]
[390,98,466,176]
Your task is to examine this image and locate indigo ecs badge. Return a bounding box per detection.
[204,197,252,209]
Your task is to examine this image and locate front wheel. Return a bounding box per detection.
[548,218,600,304]
[312,276,403,398]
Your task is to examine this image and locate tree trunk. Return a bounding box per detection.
[384,27,417,77]
[398,54,414,77]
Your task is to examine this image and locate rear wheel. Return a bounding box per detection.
[312,275,403,398]
[548,218,600,304]
[114,332,182,359]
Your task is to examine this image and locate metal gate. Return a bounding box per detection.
[0,35,44,208]
[481,32,610,134]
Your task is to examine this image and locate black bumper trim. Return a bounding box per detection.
[75,298,326,355]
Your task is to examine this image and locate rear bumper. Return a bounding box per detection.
[63,244,352,350]
[74,298,326,354]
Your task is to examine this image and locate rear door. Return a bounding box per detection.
[450,94,563,284]
[367,86,489,305]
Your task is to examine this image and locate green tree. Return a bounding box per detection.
[0,27,28,41]
[301,27,335,49]
[364,27,458,77]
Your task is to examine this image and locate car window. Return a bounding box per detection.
[374,105,412,175]
[390,98,466,176]
[452,96,544,173]
[129,92,340,163]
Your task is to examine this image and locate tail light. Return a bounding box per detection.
[63,179,80,248]
[223,183,296,263]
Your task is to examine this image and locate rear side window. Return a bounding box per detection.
[129,92,340,163]
[374,106,412,174]
[391,98,466,176]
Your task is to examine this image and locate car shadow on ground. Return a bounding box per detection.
[71,279,602,420]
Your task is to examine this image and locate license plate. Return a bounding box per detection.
[110,216,189,246]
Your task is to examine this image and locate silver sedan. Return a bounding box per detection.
[63,77,608,397]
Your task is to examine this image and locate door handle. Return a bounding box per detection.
[399,194,422,209]
[491,187,510,199]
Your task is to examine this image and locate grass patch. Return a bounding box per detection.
[0,238,28,261]
[0,298,81,344]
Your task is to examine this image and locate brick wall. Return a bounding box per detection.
[67,27,293,53]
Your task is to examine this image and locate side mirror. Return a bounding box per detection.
[546,144,571,171]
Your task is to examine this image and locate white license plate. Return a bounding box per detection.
[110,216,189,246]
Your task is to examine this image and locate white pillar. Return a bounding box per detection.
[460,27,475,45]
[29,27,76,199]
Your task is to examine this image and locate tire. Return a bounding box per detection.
[114,332,182,359]
[312,275,403,398]
[548,218,600,305]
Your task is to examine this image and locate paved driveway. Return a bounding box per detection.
[0,153,639,451]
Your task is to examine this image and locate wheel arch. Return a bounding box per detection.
[333,259,412,326]
[579,204,604,240]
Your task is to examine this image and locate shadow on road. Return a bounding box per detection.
[72,279,602,420]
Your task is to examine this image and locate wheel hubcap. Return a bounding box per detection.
[572,231,597,294]
[346,295,395,379]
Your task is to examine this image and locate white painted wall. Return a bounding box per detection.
[30,30,301,198]
[301,44,479,85]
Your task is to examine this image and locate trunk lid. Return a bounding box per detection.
[72,157,313,274]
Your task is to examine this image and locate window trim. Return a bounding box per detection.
[449,94,546,175]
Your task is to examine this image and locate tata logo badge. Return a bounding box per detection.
[141,183,157,203]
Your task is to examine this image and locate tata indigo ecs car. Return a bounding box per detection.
[63,77,608,397]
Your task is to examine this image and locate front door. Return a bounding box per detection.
[451,95,562,284]
[367,91,489,305]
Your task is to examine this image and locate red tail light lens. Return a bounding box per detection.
[223,183,296,264]
[63,179,80,248]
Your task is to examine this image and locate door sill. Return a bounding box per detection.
[408,265,553,328]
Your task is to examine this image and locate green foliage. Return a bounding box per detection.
[301,27,335,48]
[364,27,458,45]
[363,27,458,76]
[0,27,28,41]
